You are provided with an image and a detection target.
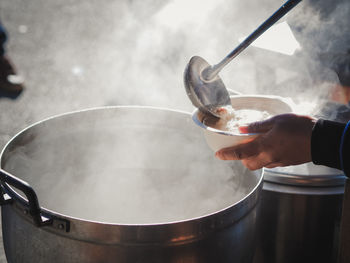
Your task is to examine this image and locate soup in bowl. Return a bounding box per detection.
[192,95,294,152]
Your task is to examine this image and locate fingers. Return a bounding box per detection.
[216,113,315,170]
[215,140,261,160]
[239,117,276,134]
[216,142,283,170]
[241,152,281,170]
[242,159,266,170]
[265,162,284,168]
[242,161,284,170]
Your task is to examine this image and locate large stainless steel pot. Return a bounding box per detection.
[254,163,346,263]
[0,106,263,263]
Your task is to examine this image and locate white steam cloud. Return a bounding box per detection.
[0,0,349,224]
[3,108,258,224]
[1,0,348,124]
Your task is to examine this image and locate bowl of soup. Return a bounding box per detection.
[192,95,294,152]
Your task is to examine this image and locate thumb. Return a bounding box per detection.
[239,117,275,134]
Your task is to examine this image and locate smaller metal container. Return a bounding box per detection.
[254,163,346,263]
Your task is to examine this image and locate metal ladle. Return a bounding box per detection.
[184,0,301,118]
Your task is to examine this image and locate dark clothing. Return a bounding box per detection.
[0,22,6,56]
[311,119,350,176]
[0,20,24,97]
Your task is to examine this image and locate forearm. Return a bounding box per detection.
[311,119,350,176]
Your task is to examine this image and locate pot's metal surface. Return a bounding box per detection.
[254,164,345,263]
[0,107,263,263]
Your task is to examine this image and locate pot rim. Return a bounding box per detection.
[0,106,263,245]
[263,164,346,187]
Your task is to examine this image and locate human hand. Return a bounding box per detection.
[215,114,317,170]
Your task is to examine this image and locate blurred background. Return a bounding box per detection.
[0,0,349,261]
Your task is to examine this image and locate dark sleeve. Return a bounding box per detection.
[311,119,350,176]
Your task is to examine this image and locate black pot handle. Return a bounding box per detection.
[0,169,50,227]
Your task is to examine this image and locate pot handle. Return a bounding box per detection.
[0,169,50,227]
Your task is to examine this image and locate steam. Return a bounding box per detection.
[3,108,257,224]
[0,0,349,224]
[1,0,349,127]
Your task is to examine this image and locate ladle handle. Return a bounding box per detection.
[203,0,302,80]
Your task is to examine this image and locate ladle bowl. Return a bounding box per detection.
[184,0,301,118]
[184,56,231,118]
